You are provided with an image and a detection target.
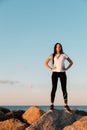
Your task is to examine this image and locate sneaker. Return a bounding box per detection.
[64,105,71,112]
[50,104,54,110]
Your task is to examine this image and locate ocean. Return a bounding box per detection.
[1,105,87,112]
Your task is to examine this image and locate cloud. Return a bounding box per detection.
[0,80,34,89]
[0,80,20,85]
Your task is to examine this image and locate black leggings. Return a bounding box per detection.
[51,72,68,104]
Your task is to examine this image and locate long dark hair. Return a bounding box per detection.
[52,43,64,64]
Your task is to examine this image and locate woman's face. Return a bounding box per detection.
[56,44,61,53]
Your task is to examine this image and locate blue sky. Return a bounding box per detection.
[0,0,87,106]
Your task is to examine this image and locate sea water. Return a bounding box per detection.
[1,105,87,112]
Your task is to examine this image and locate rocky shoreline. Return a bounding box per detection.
[0,106,87,130]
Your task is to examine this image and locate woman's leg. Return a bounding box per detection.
[60,72,71,112]
[60,72,67,104]
[51,72,58,104]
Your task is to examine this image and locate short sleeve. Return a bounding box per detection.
[63,53,68,59]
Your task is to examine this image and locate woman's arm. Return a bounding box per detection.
[44,56,53,70]
[44,55,56,71]
[64,57,73,70]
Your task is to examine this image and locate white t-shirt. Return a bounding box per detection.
[49,53,68,72]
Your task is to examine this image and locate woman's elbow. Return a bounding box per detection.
[44,60,47,67]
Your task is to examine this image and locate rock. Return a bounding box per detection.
[74,110,87,120]
[0,118,28,130]
[26,108,87,130]
[22,106,45,124]
[0,107,10,113]
[63,116,87,130]
[0,111,7,121]
[0,106,87,130]
[6,110,25,122]
[26,109,75,130]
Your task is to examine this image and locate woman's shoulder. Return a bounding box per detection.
[61,53,68,58]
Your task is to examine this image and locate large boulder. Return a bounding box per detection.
[22,106,45,124]
[26,109,87,130]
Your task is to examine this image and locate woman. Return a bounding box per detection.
[44,43,73,111]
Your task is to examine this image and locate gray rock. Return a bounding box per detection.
[25,109,75,130]
[25,108,87,130]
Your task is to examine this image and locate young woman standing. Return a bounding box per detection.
[44,43,73,112]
